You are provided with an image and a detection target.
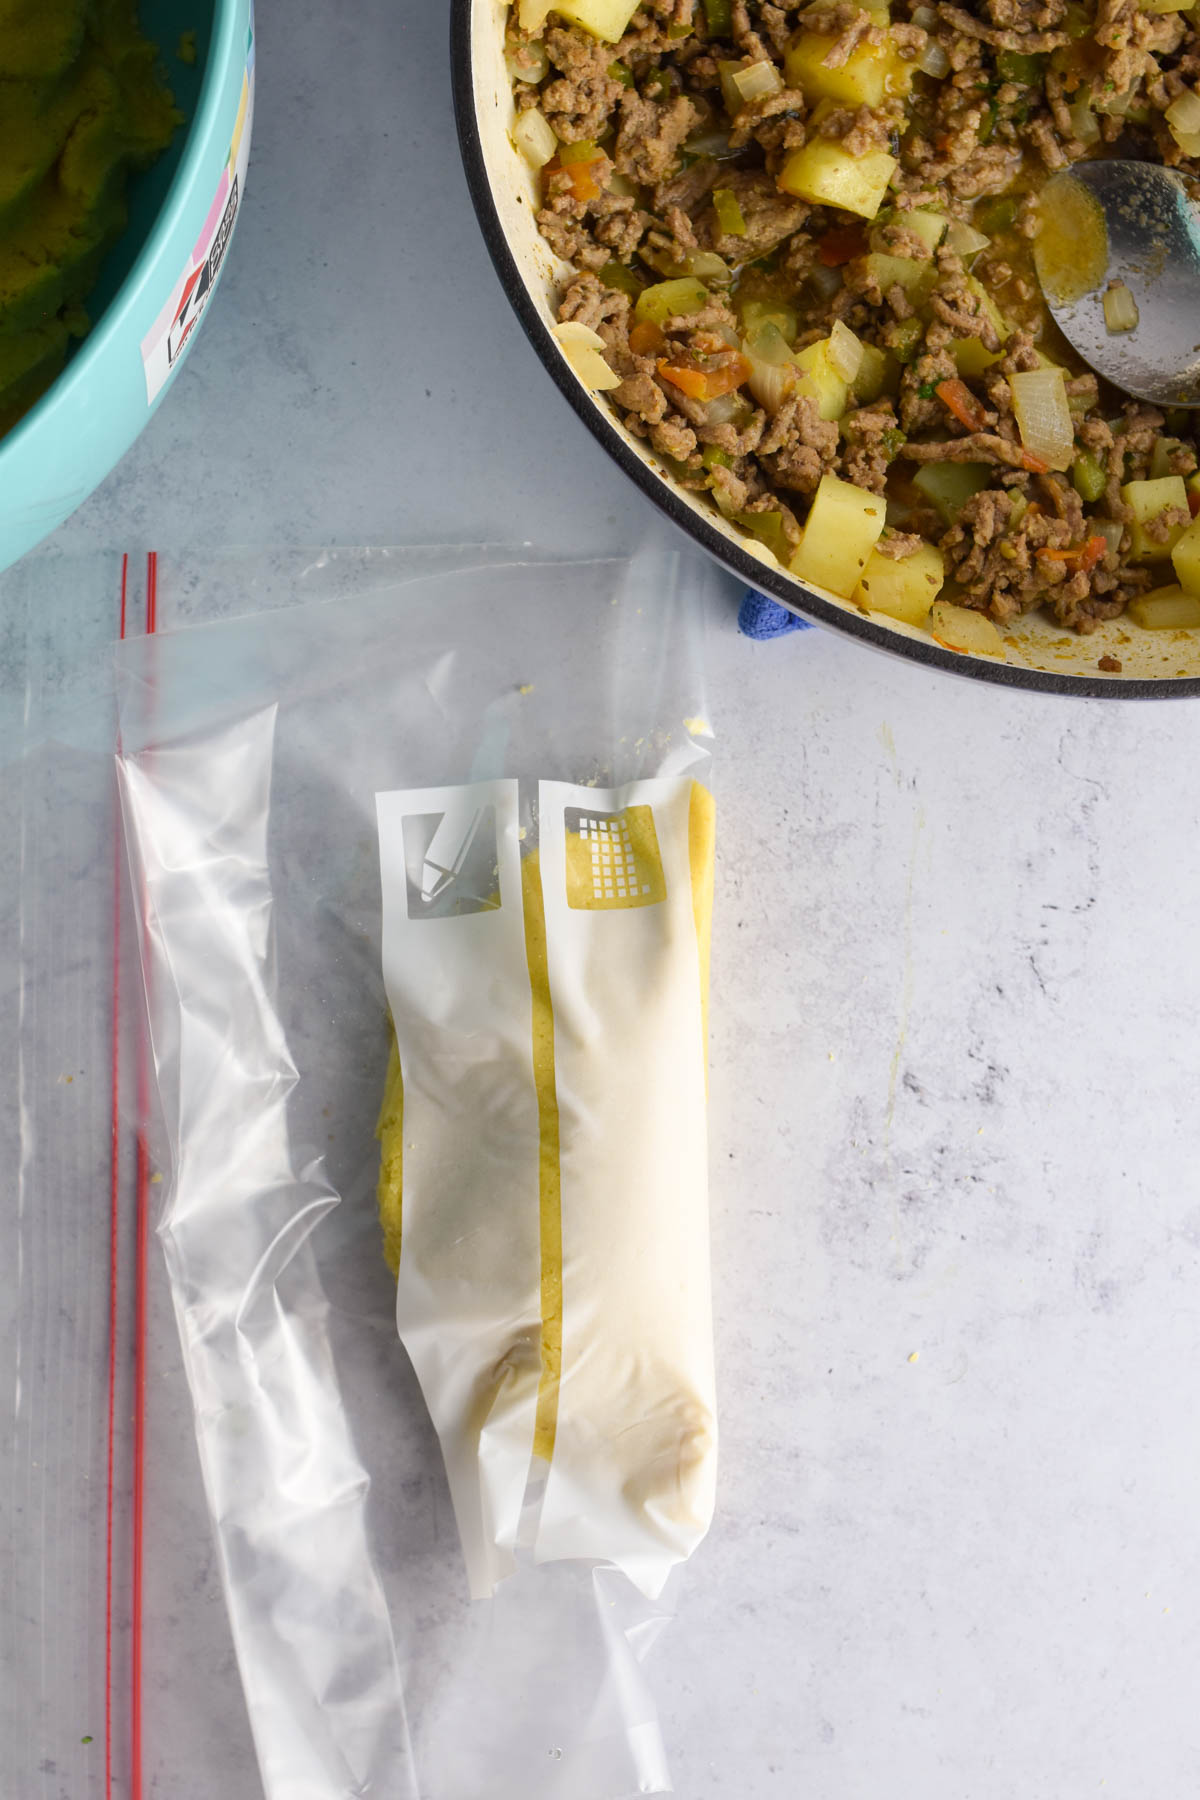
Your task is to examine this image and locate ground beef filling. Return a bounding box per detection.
[511,0,1200,631]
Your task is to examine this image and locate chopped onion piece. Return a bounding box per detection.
[1067,99,1101,145]
[1167,87,1200,134]
[911,4,937,25]
[1172,122,1200,156]
[806,264,843,301]
[743,334,796,412]
[703,391,743,425]
[512,108,557,169]
[1094,519,1125,556]
[553,321,620,390]
[506,41,550,84]
[746,320,793,365]
[827,319,865,382]
[732,59,785,103]
[683,127,734,158]
[1096,83,1137,116]
[1103,280,1139,334]
[1010,366,1075,471]
[917,40,951,77]
[686,249,734,284]
[944,219,990,257]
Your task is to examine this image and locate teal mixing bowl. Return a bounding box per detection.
[0,0,255,571]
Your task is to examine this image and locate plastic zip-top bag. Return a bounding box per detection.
[114,546,723,1800]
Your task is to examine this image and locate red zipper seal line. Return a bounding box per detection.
[105,553,129,1800]
[107,551,158,1800]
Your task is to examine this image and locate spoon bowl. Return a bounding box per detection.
[1039,159,1200,408]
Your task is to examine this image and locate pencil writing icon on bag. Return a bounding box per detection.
[564,805,666,911]
[402,803,501,919]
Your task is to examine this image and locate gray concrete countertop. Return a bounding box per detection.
[4,3,1200,1797]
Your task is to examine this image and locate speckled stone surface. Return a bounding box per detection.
[4,2,1200,1797]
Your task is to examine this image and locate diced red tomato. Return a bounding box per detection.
[543,154,607,204]
[818,224,867,267]
[657,352,752,402]
[1038,534,1108,574]
[657,362,710,400]
[629,320,667,357]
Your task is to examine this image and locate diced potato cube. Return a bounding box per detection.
[793,338,849,420]
[853,542,944,624]
[951,336,1003,378]
[1128,585,1200,629]
[1171,515,1200,592]
[864,252,936,305]
[1121,475,1189,560]
[552,0,641,40]
[777,139,897,220]
[928,601,1006,658]
[784,30,912,109]
[789,474,887,597]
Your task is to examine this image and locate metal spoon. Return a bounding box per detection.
[1037,159,1200,409]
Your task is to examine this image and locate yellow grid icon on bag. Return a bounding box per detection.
[564,805,667,911]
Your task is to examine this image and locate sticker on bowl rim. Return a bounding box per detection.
[140,18,256,404]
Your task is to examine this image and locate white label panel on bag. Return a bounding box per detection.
[377,780,542,1599]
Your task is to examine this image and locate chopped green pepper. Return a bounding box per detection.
[1072,451,1107,503]
[599,260,643,301]
[703,444,733,470]
[975,195,1017,236]
[1064,3,1091,36]
[978,102,998,144]
[635,276,710,326]
[713,187,748,237]
[995,50,1046,84]
[917,381,937,400]
[560,139,601,165]
[887,317,924,363]
[667,18,694,38]
[734,508,787,558]
[608,60,634,86]
[880,427,907,459]
[703,0,734,35]
[913,462,991,525]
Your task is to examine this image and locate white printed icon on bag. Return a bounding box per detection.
[565,805,666,911]
[403,803,501,919]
